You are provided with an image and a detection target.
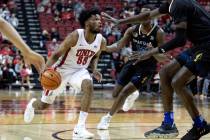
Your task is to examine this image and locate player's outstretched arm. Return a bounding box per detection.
[102,8,163,25]
[45,31,78,69]
[103,27,133,53]
[130,22,187,65]
[0,17,45,73]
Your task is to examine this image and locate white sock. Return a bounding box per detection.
[77,111,88,127]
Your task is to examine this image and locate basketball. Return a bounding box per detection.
[40,69,61,90]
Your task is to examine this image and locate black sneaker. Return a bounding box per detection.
[181,121,210,140]
[144,122,179,138]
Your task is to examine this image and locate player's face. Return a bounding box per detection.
[141,8,151,25]
[88,14,102,34]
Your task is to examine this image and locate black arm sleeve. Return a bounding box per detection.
[159,3,170,14]
[158,28,187,53]
[170,2,188,24]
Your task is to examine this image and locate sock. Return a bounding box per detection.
[106,113,112,118]
[193,115,205,128]
[163,112,174,126]
[105,113,112,122]
[77,111,88,127]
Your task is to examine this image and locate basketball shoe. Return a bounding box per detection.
[24,98,36,123]
[97,115,112,130]
[144,122,179,138]
[122,91,139,111]
[181,121,210,140]
[73,124,94,139]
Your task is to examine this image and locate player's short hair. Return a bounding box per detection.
[78,8,100,28]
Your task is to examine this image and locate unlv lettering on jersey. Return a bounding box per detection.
[76,49,95,65]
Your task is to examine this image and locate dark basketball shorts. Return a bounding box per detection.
[117,62,155,89]
[175,43,210,77]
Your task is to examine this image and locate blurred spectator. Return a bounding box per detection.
[103,22,112,38]
[14,55,21,74]
[20,61,32,90]
[73,0,85,19]
[112,27,122,41]
[47,38,59,57]
[0,64,3,80]
[93,2,99,9]
[45,2,52,14]
[65,0,74,12]
[202,73,210,98]
[37,0,50,13]
[51,27,60,41]
[2,64,15,85]
[9,13,18,29]
[7,0,17,13]
[124,6,135,18]
[1,5,10,21]
[40,29,50,47]
[54,0,63,13]
[54,10,61,22]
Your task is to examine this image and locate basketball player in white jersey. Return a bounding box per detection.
[0,17,44,72]
[24,9,106,139]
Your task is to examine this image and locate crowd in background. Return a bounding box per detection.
[0,0,32,90]
[0,0,210,98]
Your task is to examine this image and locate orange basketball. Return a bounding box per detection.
[40,69,61,90]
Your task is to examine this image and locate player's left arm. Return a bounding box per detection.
[154,2,188,54]
[89,50,102,82]
[90,37,107,72]
[153,28,170,62]
[89,37,107,82]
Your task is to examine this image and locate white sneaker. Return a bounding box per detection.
[24,98,36,123]
[97,115,111,130]
[97,130,110,140]
[122,91,139,112]
[73,125,94,139]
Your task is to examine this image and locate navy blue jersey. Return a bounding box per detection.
[159,0,210,44]
[129,24,160,67]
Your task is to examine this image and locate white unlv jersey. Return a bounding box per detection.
[54,29,102,69]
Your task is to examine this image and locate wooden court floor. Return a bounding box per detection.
[0,89,210,140]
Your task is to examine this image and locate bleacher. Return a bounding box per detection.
[1,0,210,89]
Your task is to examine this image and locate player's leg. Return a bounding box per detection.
[144,59,182,138]
[122,70,153,112]
[112,84,124,98]
[97,82,137,130]
[71,69,94,139]
[112,63,134,98]
[97,63,136,130]
[24,90,55,123]
[24,69,67,123]
[174,47,210,139]
[171,66,209,139]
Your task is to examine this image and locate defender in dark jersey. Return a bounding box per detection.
[97,6,167,130]
[101,0,210,139]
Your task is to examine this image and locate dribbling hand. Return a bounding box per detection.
[92,70,102,82]
[23,51,45,74]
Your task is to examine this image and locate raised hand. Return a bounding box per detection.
[101,12,119,26]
